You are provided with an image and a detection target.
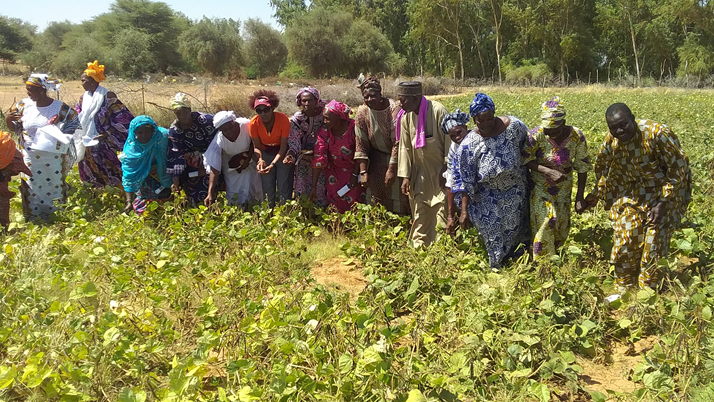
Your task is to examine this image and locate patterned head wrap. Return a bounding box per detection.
[295,87,326,108]
[213,111,237,129]
[325,100,351,120]
[540,96,566,128]
[26,74,61,91]
[358,75,382,92]
[83,60,106,83]
[0,131,16,169]
[440,108,470,135]
[121,116,171,193]
[170,92,192,110]
[469,93,495,117]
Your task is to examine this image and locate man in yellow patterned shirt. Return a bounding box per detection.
[584,103,691,297]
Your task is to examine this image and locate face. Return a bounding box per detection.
[448,126,469,145]
[474,110,496,133]
[26,84,46,102]
[323,110,339,130]
[80,73,98,92]
[219,121,239,141]
[135,124,154,144]
[542,121,566,138]
[397,94,421,113]
[299,93,318,116]
[173,107,192,127]
[363,88,383,110]
[606,111,636,142]
[255,106,274,123]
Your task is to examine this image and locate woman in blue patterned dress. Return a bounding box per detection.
[451,93,530,268]
[167,93,215,204]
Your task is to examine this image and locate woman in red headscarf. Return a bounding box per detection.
[309,100,365,213]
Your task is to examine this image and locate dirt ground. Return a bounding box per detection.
[578,335,660,396]
[310,257,368,302]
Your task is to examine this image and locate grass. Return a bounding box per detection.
[1,88,713,401]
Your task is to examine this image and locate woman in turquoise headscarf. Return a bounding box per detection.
[121,115,172,215]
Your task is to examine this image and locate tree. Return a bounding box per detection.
[340,20,396,77]
[269,0,307,27]
[0,16,34,62]
[179,18,244,77]
[285,7,352,77]
[112,28,157,79]
[244,19,288,78]
[410,0,469,81]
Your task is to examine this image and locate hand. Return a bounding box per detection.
[359,172,369,188]
[459,211,471,230]
[446,218,456,236]
[123,200,134,214]
[171,177,181,193]
[401,178,411,196]
[544,168,567,184]
[7,111,21,123]
[575,199,587,214]
[648,202,666,225]
[256,158,267,172]
[95,133,109,142]
[204,193,215,207]
[308,188,317,202]
[283,153,296,165]
[349,174,358,189]
[228,153,249,173]
[583,193,598,210]
[260,163,275,174]
[385,168,396,187]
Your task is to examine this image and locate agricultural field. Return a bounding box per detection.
[0,85,713,402]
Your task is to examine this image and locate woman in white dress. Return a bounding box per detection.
[203,111,262,207]
[4,74,80,222]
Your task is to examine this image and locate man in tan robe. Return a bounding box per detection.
[397,81,451,247]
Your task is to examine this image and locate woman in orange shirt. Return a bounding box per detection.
[248,90,293,207]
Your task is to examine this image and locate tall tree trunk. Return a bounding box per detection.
[469,24,486,79]
[457,33,465,81]
[489,0,502,84]
[626,6,641,87]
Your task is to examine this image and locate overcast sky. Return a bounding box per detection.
[2,0,279,31]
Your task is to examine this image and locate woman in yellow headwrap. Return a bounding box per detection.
[522,96,592,261]
[75,60,135,188]
[0,132,31,230]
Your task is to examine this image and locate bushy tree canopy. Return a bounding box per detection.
[244,19,288,78]
[179,18,244,77]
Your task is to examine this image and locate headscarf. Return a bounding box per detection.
[84,60,106,83]
[121,115,171,193]
[170,92,192,110]
[325,100,351,121]
[213,111,237,129]
[26,74,61,91]
[469,93,495,117]
[440,108,470,135]
[0,131,16,170]
[295,87,326,108]
[358,75,382,92]
[540,96,566,128]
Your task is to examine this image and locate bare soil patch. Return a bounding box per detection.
[310,258,367,302]
[578,335,659,396]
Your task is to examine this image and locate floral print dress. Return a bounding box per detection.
[313,120,365,213]
[523,126,592,260]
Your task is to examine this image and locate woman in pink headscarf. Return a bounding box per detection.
[309,100,365,213]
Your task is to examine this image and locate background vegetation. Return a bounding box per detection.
[1,0,714,85]
[0,88,713,401]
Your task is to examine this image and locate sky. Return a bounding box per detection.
[2,0,280,31]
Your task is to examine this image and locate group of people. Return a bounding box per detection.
[0,61,692,297]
